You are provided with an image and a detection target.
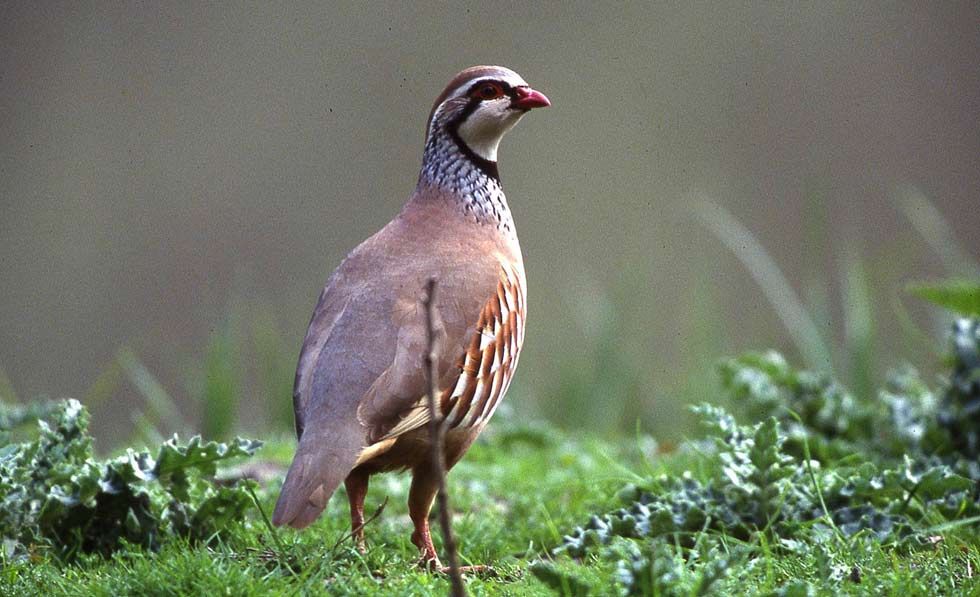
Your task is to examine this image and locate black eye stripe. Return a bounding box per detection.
[444,80,508,180]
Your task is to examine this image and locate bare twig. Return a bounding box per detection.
[329,496,389,555]
[423,277,466,596]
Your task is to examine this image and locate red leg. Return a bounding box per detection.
[408,466,441,569]
[408,462,491,575]
[344,468,370,553]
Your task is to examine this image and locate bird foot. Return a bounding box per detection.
[417,552,442,572]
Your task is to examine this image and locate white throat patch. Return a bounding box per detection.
[456,99,525,162]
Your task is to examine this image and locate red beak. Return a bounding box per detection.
[511,86,551,110]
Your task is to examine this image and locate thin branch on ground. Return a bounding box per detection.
[329,496,389,555]
[423,277,466,596]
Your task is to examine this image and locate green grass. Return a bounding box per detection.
[4,390,980,595]
[0,410,639,595]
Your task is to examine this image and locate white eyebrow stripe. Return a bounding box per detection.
[449,73,530,99]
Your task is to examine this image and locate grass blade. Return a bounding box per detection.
[893,186,980,278]
[907,279,980,318]
[693,196,832,371]
[0,368,18,403]
[841,255,875,400]
[118,347,187,434]
[199,317,240,440]
[250,307,296,432]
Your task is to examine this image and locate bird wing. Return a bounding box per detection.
[290,274,352,440]
[352,270,490,442]
[272,205,506,529]
[360,263,526,450]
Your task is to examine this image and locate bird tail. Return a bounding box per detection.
[272,423,364,529]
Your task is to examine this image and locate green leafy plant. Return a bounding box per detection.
[0,399,261,561]
[0,399,61,445]
[939,318,980,460]
[540,318,980,595]
[608,539,735,597]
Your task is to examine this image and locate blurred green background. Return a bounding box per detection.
[1,3,978,447]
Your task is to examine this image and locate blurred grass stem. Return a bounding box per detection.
[694,197,831,371]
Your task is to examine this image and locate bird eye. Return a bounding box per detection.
[476,83,503,100]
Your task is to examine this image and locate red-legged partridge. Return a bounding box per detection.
[272,66,549,569]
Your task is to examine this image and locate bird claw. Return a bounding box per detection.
[417,553,443,572]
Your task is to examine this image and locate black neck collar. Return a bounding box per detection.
[445,98,500,182]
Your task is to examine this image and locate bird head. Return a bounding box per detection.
[425,66,550,166]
